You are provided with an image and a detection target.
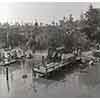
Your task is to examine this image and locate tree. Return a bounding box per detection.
[84,4,100,41]
[47,25,65,49]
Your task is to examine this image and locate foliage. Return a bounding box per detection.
[83,4,100,41]
[0,4,100,52]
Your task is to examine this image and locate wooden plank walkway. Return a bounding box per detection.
[32,53,76,77]
[32,51,95,78]
[0,59,17,67]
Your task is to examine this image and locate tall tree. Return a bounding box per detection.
[84,4,100,41]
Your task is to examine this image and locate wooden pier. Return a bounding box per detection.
[32,54,77,78]
[0,59,17,66]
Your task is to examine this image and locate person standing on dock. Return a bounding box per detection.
[42,56,46,68]
[73,48,78,56]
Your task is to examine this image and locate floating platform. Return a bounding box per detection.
[0,59,17,66]
[32,54,77,78]
[33,61,71,74]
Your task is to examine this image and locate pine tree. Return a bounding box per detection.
[84,4,100,41]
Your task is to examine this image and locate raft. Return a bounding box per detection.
[0,59,17,66]
[32,54,76,78]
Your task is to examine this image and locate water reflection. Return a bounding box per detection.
[78,63,100,97]
[0,57,100,97]
[32,79,38,94]
[6,79,10,92]
[79,63,100,87]
[10,71,13,81]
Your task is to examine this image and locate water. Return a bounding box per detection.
[0,56,100,97]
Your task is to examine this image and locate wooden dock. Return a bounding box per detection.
[32,54,77,78]
[0,59,17,66]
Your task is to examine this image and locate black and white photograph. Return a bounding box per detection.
[0,1,100,98]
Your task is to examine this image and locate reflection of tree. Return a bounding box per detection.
[32,79,39,95]
[32,78,52,95]
[79,64,100,96]
[32,80,38,94]
[10,71,13,81]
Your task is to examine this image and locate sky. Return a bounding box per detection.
[0,2,100,24]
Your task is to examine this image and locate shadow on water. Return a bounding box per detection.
[31,62,84,97]
[5,66,10,93]
[43,63,81,81]
[79,63,100,88]
[6,79,10,92]
[77,63,100,98]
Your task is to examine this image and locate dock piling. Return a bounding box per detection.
[6,67,9,81]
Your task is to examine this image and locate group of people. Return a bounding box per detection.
[72,47,82,56]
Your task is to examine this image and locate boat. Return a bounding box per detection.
[0,59,16,66]
[0,49,17,66]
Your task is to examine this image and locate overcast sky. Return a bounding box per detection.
[0,2,100,24]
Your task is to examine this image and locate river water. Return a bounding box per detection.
[0,56,100,98]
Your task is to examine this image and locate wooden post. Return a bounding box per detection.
[7,77,10,92]
[6,67,9,81]
[5,66,10,92]
[32,64,36,78]
[42,56,48,78]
